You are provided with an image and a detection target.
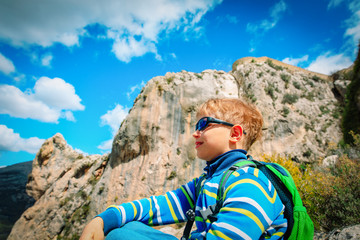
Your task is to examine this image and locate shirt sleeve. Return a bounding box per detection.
[97,177,198,235]
[205,168,287,240]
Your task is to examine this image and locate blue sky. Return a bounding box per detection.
[0,0,359,167]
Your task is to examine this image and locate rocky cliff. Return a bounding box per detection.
[8,57,346,239]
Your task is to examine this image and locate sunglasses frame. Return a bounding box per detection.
[195,117,234,131]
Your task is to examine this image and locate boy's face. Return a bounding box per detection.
[192,116,233,161]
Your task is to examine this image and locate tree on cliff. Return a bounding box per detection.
[342,42,360,144]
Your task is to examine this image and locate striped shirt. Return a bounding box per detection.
[98,149,287,239]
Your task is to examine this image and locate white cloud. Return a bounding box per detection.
[246,0,287,52]
[97,139,113,151]
[328,0,360,57]
[225,14,238,24]
[0,52,15,75]
[62,111,76,122]
[270,0,287,19]
[0,77,85,123]
[13,74,26,82]
[247,0,287,34]
[34,77,85,111]
[307,52,353,75]
[328,0,345,9]
[98,104,130,150]
[100,104,129,134]
[0,125,45,153]
[41,54,53,67]
[282,55,309,66]
[303,0,358,75]
[74,148,89,156]
[0,0,222,62]
[0,84,60,122]
[126,81,146,100]
[345,9,360,46]
[111,35,159,63]
[31,52,54,68]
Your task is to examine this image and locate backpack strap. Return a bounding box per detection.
[198,159,257,223]
[252,161,295,239]
[181,157,258,240]
[181,174,206,240]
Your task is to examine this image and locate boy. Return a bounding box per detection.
[80,98,287,240]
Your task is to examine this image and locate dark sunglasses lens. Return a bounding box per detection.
[196,118,208,131]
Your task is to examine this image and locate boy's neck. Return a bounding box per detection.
[206,149,246,166]
[204,149,248,176]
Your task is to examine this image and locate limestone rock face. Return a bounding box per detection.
[328,224,360,240]
[8,57,344,239]
[8,133,109,240]
[232,57,341,162]
[314,224,360,240]
[105,69,238,205]
[334,80,351,99]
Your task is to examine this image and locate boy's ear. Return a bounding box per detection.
[229,125,244,143]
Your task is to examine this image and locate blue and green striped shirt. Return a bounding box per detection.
[98,149,287,239]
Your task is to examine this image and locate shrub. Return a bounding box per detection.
[248,93,257,103]
[280,73,291,82]
[266,59,283,71]
[281,106,290,117]
[303,77,315,87]
[157,84,164,95]
[73,162,93,179]
[195,73,203,79]
[320,156,360,230]
[293,81,301,89]
[245,69,252,77]
[302,150,311,158]
[282,93,299,104]
[319,105,330,115]
[261,153,360,231]
[303,91,315,101]
[166,76,174,84]
[305,123,313,131]
[280,74,291,88]
[265,83,277,101]
[311,75,323,82]
[167,171,177,180]
[342,44,360,144]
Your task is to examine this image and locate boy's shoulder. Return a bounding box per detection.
[224,165,274,194]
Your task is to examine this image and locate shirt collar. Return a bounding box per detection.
[203,149,247,177]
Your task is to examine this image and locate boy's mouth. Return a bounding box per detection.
[195,141,203,148]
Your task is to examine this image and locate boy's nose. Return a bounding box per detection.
[192,130,201,138]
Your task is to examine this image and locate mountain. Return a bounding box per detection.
[7,57,348,239]
[0,161,34,240]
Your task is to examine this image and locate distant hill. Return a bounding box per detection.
[0,161,34,240]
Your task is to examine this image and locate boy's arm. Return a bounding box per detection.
[95,178,198,235]
[206,171,287,240]
[79,217,104,240]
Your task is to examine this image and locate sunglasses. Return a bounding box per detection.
[195,117,247,134]
[195,117,234,131]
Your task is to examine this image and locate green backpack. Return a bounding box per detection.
[181,156,314,240]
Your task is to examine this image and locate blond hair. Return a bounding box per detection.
[196,98,263,150]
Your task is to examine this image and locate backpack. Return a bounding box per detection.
[181,156,314,240]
